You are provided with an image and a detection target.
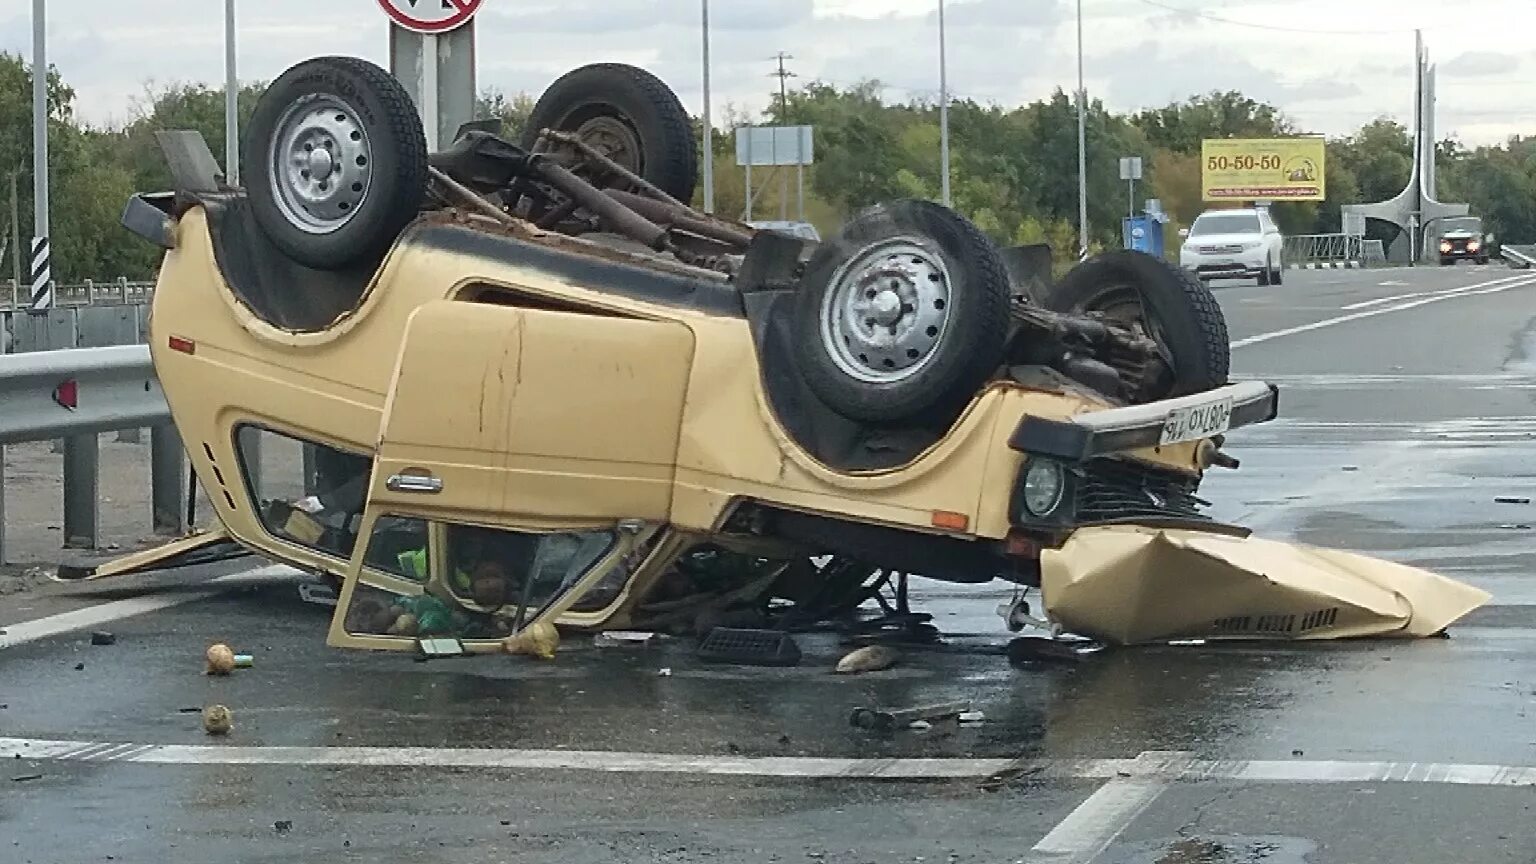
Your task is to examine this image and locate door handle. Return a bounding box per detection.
[386,473,443,494]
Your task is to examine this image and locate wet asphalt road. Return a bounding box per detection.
[5,263,1536,863]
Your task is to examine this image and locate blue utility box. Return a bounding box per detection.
[1122,214,1164,257]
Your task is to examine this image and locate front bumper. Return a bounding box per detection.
[1003,380,1279,533]
[1180,248,1267,278]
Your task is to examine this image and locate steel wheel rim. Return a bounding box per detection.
[820,237,953,384]
[574,114,642,174]
[268,94,374,235]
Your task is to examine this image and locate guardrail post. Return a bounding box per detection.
[0,443,7,565]
[150,425,187,535]
[62,432,100,549]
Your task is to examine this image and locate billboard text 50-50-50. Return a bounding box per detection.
[1201,138,1326,202]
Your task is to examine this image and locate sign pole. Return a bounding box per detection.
[379,0,479,152]
[30,0,51,313]
[421,33,440,151]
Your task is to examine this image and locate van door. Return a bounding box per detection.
[325,300,689,652]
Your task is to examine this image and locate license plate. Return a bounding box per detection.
[1159,397,1233,445]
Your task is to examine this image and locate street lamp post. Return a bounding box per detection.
[1076,0,1088,260]
[938,0,951,208]
[701,0,714,213]
[225,0,239,186]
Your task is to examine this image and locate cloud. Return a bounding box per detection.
[0,0,1532,146]
[1441,51,1520,77]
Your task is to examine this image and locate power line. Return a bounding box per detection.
[1136,0,1416,35]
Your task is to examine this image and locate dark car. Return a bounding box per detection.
[1438,217,1490,265]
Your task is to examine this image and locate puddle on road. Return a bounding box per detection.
[1107,834,1317,864]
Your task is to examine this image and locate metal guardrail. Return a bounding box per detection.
[1283,233,1366,266]
[3,278,155,311]
[0,342,186,564]
[0,345,170,445]
[1502,245,1536,269]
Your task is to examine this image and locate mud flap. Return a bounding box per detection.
[56,527,249,581]
[1041,525,1490,645]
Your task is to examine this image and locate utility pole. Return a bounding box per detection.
[700,0,714,213]
[938,0,951,208]
[31,0,52,311]
[769,52,796,221]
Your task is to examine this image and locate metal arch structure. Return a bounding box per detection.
[1341,31,1469,265]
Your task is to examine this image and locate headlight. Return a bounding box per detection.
[1440,241,1453,252]
[1468,240,1481,251]
[1021,460,1066,518]
[1242,241,1262,250]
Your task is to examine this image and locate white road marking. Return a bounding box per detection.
[1343,272,1533,310]
[0,565,299,650]
[1028,751,1192,863]
[1233,273,1536,348]
[4,737,1536,787]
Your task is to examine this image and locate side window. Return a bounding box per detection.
[339,516,617,641]
[235,425,373,560]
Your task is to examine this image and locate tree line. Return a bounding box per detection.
[2,51,1533,283]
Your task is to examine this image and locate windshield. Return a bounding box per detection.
[1440,217,1482,234]
[1191,213,1261,236]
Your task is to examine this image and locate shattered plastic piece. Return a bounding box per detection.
[202,705,233,736]
[205,643,237,676]
[657,667,673,677]
[594,630,659,649]
[851,701,968,732]
[835,645,900,674]
[504,622,560,660]
[1006,636,1100,664]
[908,720,932,732]
[233,654,254,668]
[90,631,115,646]
[11,773,42,782]
[1495,497,1531,505]
[957,710,986,724]
[1042,526,1491,645]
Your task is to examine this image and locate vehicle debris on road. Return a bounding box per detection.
[504,622,560,660]
[202,705,233,736]
[1042,525,1490,644]
[850,701,969,732]
[836,645,900,674]
[90,631,115,646]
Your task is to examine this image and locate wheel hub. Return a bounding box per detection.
[268,96,373,235]
[820,238,953,384]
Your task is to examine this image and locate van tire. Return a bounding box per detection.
[522,63,698,204]
[793,199,1011,426]
[243,56,428,270]
[1045,250,1230,397]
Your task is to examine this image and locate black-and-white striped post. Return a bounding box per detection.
[28,235,51,310]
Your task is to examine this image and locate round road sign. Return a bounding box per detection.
[378,0,483,34]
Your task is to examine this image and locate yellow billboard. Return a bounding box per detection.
[1201,138,1326,201]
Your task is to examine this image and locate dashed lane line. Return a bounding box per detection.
[4,737,1536,786]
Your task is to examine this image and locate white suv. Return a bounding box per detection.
[1178,208,1285,286]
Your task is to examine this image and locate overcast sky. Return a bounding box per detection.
[2,0,1533,145]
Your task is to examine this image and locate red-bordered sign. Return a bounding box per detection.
[378,0,482,34]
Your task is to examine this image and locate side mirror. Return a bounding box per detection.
[1178,228,1190,239]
